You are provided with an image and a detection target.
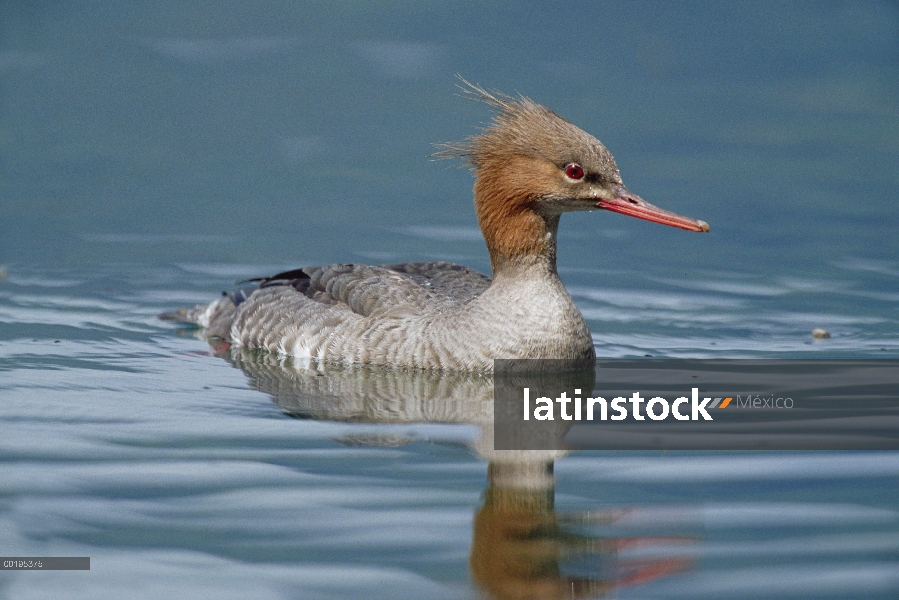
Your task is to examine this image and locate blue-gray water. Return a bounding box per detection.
[2,2,898,598]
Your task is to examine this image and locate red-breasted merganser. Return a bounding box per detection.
[163,83,708,370]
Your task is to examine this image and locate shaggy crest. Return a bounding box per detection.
[435,78,620,181]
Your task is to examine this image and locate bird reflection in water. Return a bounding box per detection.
[474,461,692,600]
[216,347,694,599]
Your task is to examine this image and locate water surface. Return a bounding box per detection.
[2,1,898,598]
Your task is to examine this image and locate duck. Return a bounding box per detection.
[162,82,708,371]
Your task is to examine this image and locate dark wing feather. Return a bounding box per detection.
[161,261,492,328]
[234,262,490,318]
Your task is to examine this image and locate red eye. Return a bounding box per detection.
[565,164,584,180]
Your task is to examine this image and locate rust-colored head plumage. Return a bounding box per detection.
[435,79,708,273]
[436,79,621,185]
[436,80,629,270]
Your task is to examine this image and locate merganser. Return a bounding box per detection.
[163,82,708,371]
